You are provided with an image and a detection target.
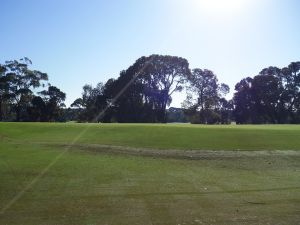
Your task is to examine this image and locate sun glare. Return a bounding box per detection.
[194,0,251,19]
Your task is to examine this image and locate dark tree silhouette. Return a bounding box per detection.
[27,96,46,122]
[183,68,231,124]
[4,58,48,121]
[1,58,67,122]
[40,86,66,121]
[140,55,191,122]
[0,65,8,121]
[73,55,191,123]
[233,62,300,124]
[71,83,108,122]
[2,56,299,124]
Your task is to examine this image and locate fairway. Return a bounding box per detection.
[1,122,300,150]
[0,123,300,225]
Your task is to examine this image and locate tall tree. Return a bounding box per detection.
[280,62,300,122]
[183,69,230,124]
[4,58,48,121]
[71,83,107,122]
[233,77,254,124]
[40,86,66,121]
[27,96,46,122]
[233,62,300,124]
[97,55,191,123]
[0,65,8,121]
[140,55,191,122]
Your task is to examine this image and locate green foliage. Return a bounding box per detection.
[234,62,300,124]
[0,58,66,122]
[183,69,232,124]
[72,55,191,123]
[1,56,299,124]
[166,107,188,123]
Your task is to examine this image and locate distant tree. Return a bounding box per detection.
[252,73,282,123]
[0,65,8,120]
[233,77,254,124]
[186,69,219,111]
[4,58,48,121]
[218,98,234,124]
[167,107,188,123]
[62,107,81,122]
[71,83,107,122]
[233,62,300,124]
[280,62,300,123]
[27,96,46,121]
[104,70,146,123]
[140,55,191,122]
[40,86,66,121]
[183,69,230,124]
[95,55,191,123]
[234,74,283,124]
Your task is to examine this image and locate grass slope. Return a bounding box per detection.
[0,123,300,224]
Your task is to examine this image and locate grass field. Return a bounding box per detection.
[0,123,300,224]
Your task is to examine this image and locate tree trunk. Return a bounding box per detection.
[161,101,167,123]
[0,100,2,121]
[15,105,21,122]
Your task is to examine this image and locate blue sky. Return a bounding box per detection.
[1,0,299,107]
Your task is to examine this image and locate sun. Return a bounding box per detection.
[194,0,251,18]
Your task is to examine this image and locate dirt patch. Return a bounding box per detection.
[41,142,300,160]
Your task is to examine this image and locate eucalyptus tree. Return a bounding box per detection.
[140,55,191,122]
[99,55,191,123]
[40,86,66,121]
[4,58,48,121]
[183,68,230,124]
[71,83,107,122]
[280,62,300,122]
[233,61,300,124]
[233,77,254,124]
[0,65,9,120]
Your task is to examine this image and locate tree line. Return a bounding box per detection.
[234,63,300,124]
[1,55,299,124]
[0,58,66,122]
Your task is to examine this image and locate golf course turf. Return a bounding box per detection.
[0,123,299,224]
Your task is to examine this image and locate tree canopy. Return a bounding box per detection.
[72,55,191,123]
[1,56,299,124]
[0,58,66,122]
[182,69,231,124]
[234,62,300,124]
